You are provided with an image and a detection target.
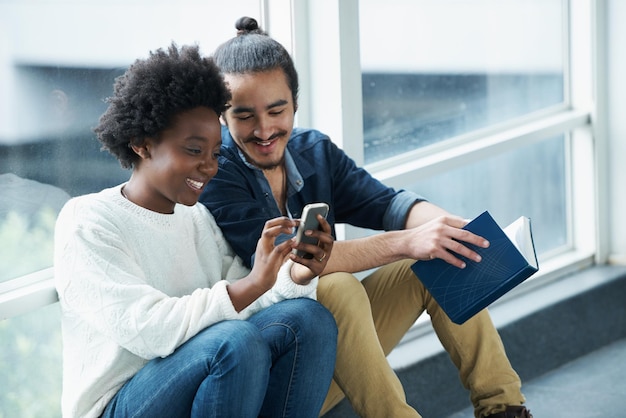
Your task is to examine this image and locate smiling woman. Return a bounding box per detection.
[53,42,337,418]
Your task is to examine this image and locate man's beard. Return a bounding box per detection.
[241,133,287,170]
[251,156,284,170]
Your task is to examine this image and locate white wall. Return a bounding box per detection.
[607,0,626,264]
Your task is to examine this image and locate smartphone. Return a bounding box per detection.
[292,203,330,259]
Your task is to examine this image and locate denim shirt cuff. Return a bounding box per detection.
[383,191,427,231]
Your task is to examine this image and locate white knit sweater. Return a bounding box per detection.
[54,184,317,418]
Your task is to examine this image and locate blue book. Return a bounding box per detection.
[411,211,539,324]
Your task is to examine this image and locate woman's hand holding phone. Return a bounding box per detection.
[289,203,333,284]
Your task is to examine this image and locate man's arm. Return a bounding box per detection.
[321,201,490,274]
[404,200,452,229]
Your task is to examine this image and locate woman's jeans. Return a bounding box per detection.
[102,298,337,418]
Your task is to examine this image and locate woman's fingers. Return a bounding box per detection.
[290,215,334,275]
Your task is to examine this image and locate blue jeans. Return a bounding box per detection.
[102,298,337,418]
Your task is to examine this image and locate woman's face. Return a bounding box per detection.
[132,106,222,214]
[220,68,296,170]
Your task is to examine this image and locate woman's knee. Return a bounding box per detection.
[271,298,338,344]
[190,320,271,369]
[301,298,338,343]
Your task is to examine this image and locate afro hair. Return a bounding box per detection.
[94,42,230,169]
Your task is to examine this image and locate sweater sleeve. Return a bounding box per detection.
[239,260,318,316]
[54,198,243,360]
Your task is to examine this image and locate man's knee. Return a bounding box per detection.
[317,272,369,307]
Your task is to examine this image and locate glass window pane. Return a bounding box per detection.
[0,0,261,283]
[0,303,62,417]
[359,0,564,164]
[406,136,568,256]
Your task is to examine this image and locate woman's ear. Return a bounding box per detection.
[130,140,151,160]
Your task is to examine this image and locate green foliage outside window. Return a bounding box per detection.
[0,303,62,418]
[0,208,58,282]
[0,208,63,416]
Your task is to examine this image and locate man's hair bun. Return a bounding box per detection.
[235,16,266,36]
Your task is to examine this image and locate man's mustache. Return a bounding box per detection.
[244,131,286,143]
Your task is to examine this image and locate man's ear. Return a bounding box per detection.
[219,114,227,126]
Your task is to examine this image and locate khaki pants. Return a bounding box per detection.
[317,259,525,418]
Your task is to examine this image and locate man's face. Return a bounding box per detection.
[221,68,295,170]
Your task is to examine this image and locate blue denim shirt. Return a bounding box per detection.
[200,126,426,267]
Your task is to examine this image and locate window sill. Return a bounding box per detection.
[0,268,57,320]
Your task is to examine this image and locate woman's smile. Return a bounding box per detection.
[186,178,206,191]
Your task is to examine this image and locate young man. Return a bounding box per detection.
[54,42,337,418]
[200,17,532,418]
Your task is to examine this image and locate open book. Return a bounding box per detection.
[411,211,539,324]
